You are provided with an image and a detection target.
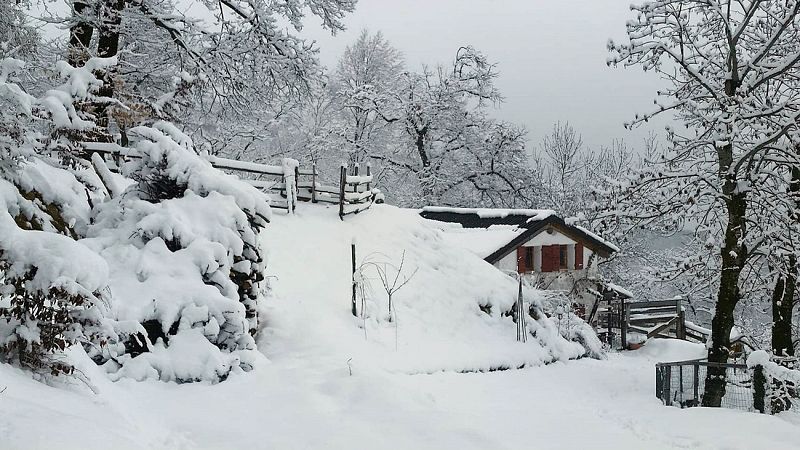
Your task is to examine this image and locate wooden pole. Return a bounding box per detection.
[621,297,627,350]
[311,163,317,203]
[339,165,346,220]
[351,242,357,317]
[517,276,526,342]
[293,165,300,212]
[366,164,371,191]
[353,163,360,193]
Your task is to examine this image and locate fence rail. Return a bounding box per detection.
[83,142,383,217]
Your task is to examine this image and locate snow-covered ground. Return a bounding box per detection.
[3,205,800,449]
[3,339,800,449]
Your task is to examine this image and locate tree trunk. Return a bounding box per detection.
[772,262,796,358]
[703,143,747,407]
[773,164,800,358]
[68,1,95,67]
[770,165,800,413]
[95,0,126,131]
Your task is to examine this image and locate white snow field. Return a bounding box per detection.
[2,205,800,449]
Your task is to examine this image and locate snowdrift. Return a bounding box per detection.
[260,204,602,374]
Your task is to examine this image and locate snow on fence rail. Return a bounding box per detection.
[82,142,383,217]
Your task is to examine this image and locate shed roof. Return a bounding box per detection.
[420,206,619,262]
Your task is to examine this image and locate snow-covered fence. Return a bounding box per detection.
[84,142,329,213]
[656,354,800,414]
[82,143,384,217]
[656,358,751,410]
[338,164,384,221]
[596,298,688,349]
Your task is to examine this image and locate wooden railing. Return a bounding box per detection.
[83,142,383,217]
[596,297,688,349]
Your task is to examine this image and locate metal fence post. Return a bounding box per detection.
[664,366,673,406]
[656,364,664,402]
[753,364,766,414]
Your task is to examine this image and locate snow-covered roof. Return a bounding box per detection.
[422,206,554,220]
[438,225,525,259]
[574,225,620,253]
[421,206,620,263]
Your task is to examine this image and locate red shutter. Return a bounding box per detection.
[517,247,526,273]
[541,245,559,272]
[575,243,584,270]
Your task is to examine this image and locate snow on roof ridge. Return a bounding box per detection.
[574,225,621,252]
[422,206,555,220]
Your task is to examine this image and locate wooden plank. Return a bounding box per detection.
[315,185,340,195]
[207,155,284,176]
[647,317,679,339]
[312,196,340,205]
[342,202,373,216]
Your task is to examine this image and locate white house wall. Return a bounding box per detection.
[492,228,601,275]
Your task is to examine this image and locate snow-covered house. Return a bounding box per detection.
[420,207,623,317]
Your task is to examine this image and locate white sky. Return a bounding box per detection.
[299,0,670,153]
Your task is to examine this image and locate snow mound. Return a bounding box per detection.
[260,204,602,374]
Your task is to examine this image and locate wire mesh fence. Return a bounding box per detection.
[656,360,752,411]
[657,355,800,414]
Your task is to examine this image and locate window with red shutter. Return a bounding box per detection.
[575,243,584,270]
[541,245,559,272]
[525,247,534,271]
[559,245,568,269]
[517,247,526,273]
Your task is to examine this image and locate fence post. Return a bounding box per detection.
[664,365,673,406]
[753,364,766,413]
[677,298,686,340]
[292,164,300,213]
[311,164,317,203]
[621,298,627,350]
[693,363,699,405]
[366,164,372,191]
[351,242,357,317]
[656,365,663,401]
[339,165,346,221]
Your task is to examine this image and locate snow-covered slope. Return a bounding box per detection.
[259,204,595,374]
[5,205,800,450]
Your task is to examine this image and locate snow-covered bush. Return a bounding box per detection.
[82,122,271,382]
[0,178,109,376]
[0,57,113,377]
[534,292,605,360]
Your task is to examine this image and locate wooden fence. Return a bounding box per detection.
[82,142,383,218]
[596,297,695,349]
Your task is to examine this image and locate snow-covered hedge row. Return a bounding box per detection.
[0,57,272,382]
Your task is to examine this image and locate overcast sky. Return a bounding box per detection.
[299,0,670,153]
